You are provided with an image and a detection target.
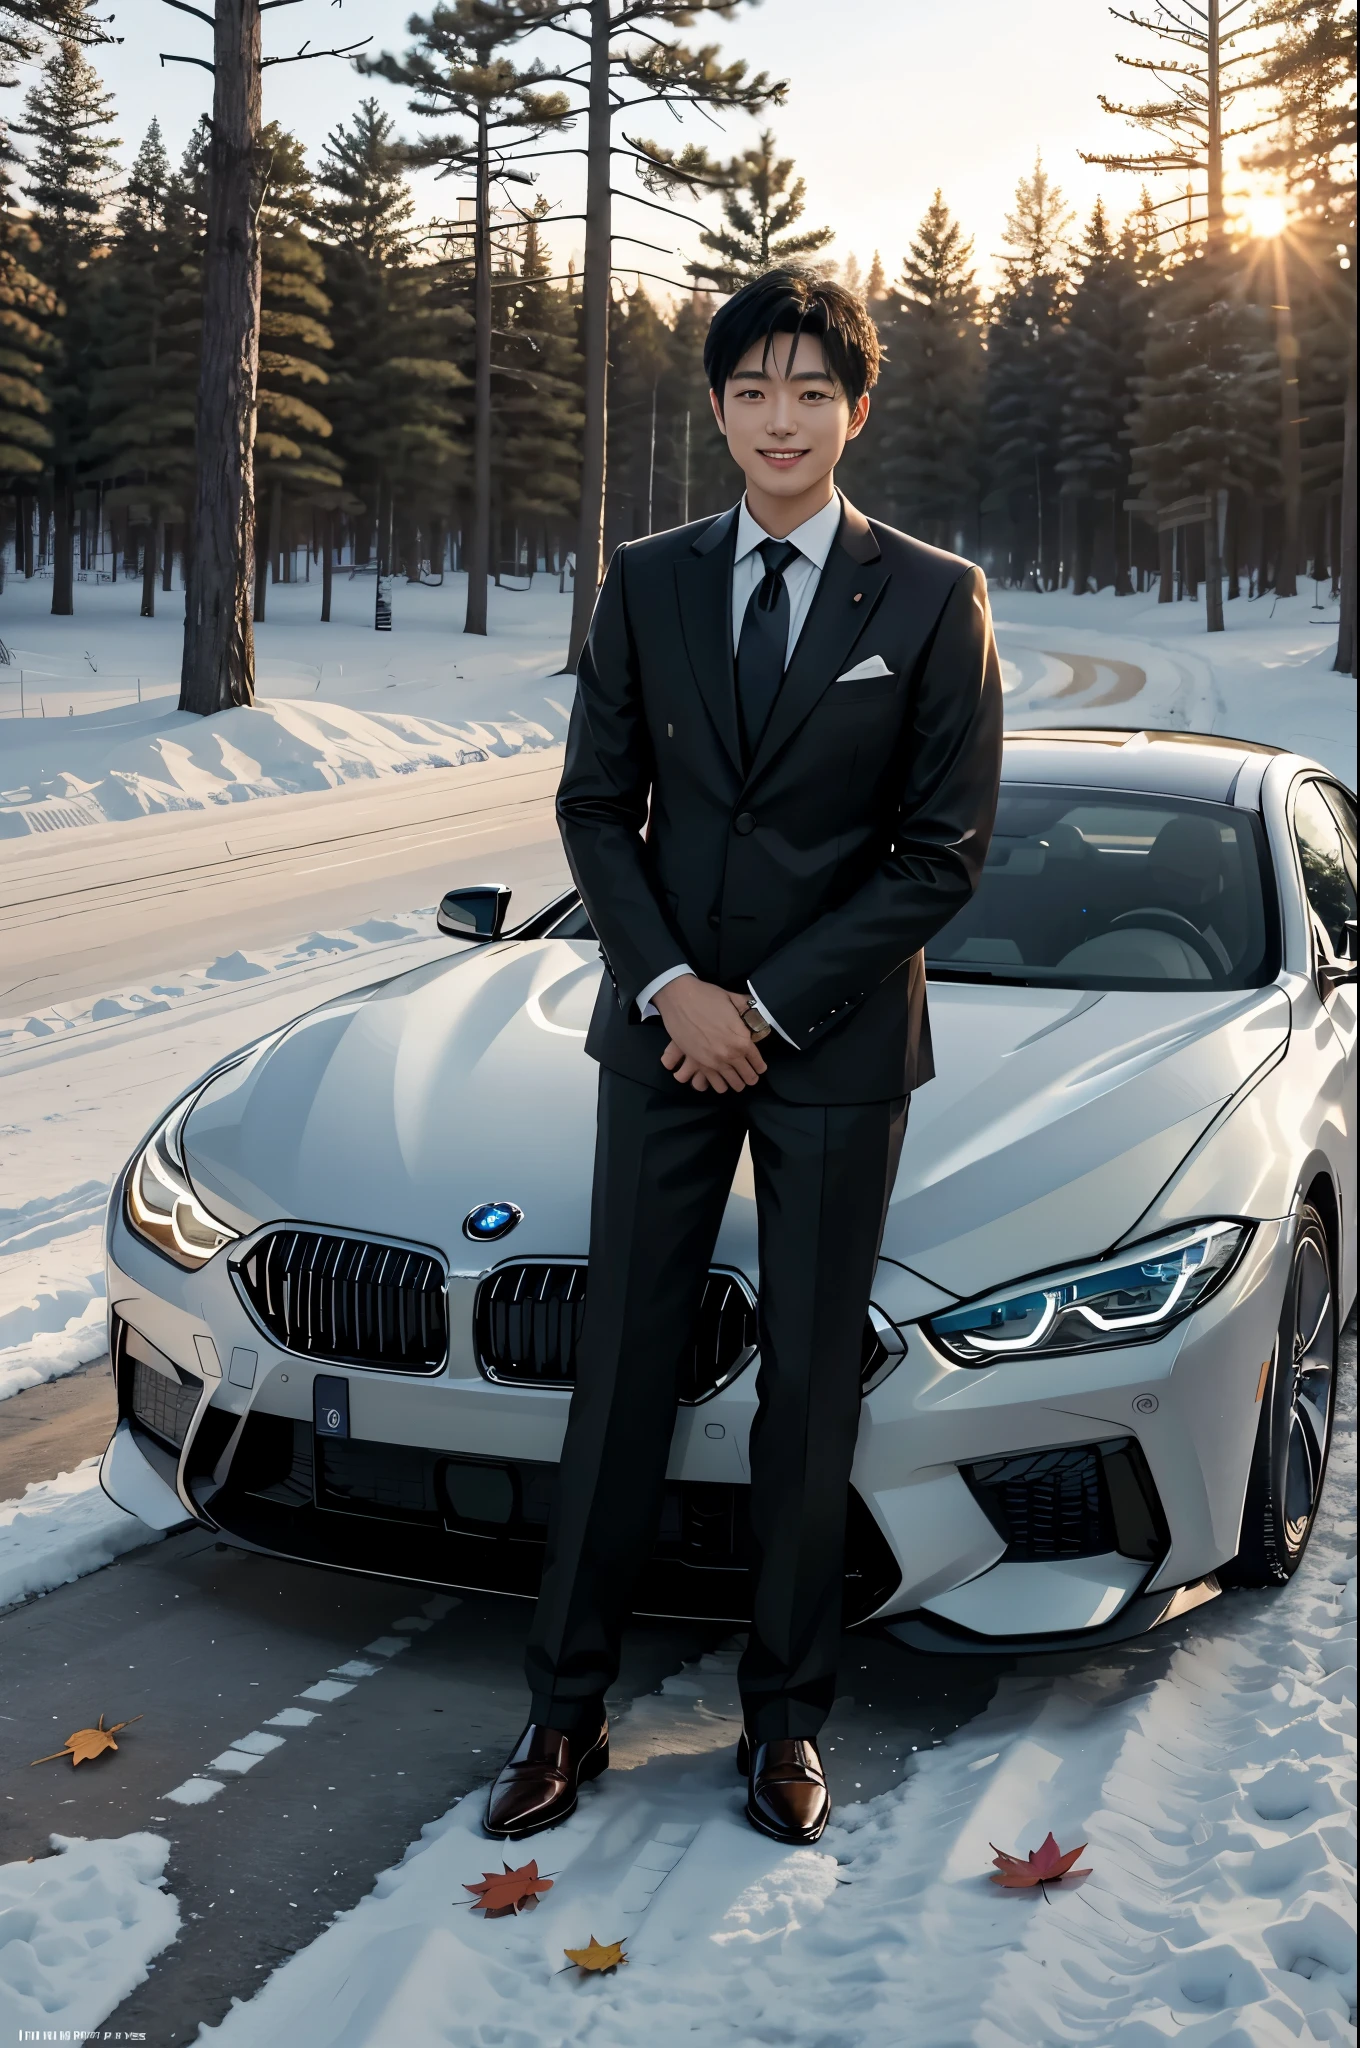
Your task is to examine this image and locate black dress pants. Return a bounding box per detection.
[524,1067,907,1742]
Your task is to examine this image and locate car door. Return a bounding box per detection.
[1290,777,1358,1309]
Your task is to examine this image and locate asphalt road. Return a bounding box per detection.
[0,1356,115,1500]
[0,750,568,1012]
[1,1524,999,2044]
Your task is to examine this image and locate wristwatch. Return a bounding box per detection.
[741,997,773,1043]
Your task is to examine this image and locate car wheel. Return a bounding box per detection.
[1225,1203,1338,1588]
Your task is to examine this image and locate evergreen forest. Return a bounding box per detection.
[0,0,1353,680]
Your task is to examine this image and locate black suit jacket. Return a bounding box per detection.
[556,495,1004,1104]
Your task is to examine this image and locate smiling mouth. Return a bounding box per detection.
[759,449,809,464]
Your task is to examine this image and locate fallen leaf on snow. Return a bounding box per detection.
[31,1713,143,1768]
[989,1831,1090,1891]
[563,1935,628,1974]
[464,1860,554,1916]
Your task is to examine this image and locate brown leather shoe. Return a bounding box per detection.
[743,1735,831,1845]
[483,1717,609,1840]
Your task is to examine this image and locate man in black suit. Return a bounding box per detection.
[486,268,1003,1846]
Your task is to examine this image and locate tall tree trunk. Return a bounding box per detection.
[1336,345,1357,675]
[1225,489,1240,601]
[565,0,613,673]
[1203,497,1224,632]
[1157,525,1174,603]
[321,508,333,622]
[1272,241,1301,599]
[463,108,493,635]
[1205,0,1223,253]
[20,492,33,577]
[163,524,175,591]
[50,474,74,616]
[253,490,270,622]
[180,0,262,714]
[141,521,158,618]
[1113,493,1131,597]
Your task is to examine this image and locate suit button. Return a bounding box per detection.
[734,812,755,835]
[707,913,721,929]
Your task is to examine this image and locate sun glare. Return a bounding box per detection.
[1242,194,1289,240]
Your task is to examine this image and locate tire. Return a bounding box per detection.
[1224,1203,1338,1587]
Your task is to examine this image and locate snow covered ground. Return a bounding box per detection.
[0,1456,164,1612]
[0,1831,179,2039]
[189,1334,1354,2048]
[0,571,569,833]
[0,570,1352,840]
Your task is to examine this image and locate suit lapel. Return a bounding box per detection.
[674,506,742,777]
[744,498,890,788]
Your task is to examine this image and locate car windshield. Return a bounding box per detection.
[926,785,1278,990]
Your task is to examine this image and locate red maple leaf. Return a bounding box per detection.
[464,1860,555,1916]
[989,1832,1091,1895]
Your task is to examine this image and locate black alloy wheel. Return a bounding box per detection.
[1226,1203,1338,1587]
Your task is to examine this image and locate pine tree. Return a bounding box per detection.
[248,123,341,622]
[1126,289,1278,629]
[316,100,466,617]
[882,190,983,549]
[1248,0,1356,667]
[687,129,832,291]
[0,118,56,524]
[983,154,1074,587]
[604,283,674,546]
[84,121,198,615]
[18,37,119,614]
[367,1,571,633]
[493,206,581,559]
[1056,198,1155,593]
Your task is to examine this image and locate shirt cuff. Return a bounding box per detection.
[637,963,694,1020]
[747,981,798,1047]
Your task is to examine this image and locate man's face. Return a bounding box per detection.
[711,329,869,501]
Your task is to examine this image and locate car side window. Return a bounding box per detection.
[1293,780,1357,960]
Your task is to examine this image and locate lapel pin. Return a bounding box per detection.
[852,592,862,603]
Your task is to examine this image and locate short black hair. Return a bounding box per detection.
[703,268,881,410]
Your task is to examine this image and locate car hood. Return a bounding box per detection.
[183,942,1290,1300]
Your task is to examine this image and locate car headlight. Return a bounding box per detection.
[925,1221,1251,1366]
[125,1099,239,1269]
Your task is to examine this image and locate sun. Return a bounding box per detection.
[1242,193,1289,240]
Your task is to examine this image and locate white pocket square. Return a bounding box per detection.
[836,654,893,681]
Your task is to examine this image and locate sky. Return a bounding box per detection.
[41,0,1271,292]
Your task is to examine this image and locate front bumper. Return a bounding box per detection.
[102,1188,1292,1646]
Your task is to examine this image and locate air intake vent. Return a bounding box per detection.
[475,1262,756,1405]
[130,1359,201,1449]
[235,1230,448,1373]
[961,1438,1169,1564]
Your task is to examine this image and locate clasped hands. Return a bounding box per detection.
[653,977,767,1092]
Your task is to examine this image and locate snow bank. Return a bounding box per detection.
[0,1458,163,1610]
[0,697,556,835]
[0,1832,178,2038]
[199,1335,1354,2048]
[0,1197,107,1400]
[0,906,440,1051]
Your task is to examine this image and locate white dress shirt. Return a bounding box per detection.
[637,492,845,1043]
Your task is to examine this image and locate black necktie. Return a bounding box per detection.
[735,537,799,765]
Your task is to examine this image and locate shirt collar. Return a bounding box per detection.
[734,490,842,570]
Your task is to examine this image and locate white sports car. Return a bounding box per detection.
[101,729,1357,1653]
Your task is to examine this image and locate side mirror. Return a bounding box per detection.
[437,884,511,941]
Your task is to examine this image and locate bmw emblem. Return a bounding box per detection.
[463,1201,523,1242]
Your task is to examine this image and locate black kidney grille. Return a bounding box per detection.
[130,1359,201,1449]
[475,1263,756,1404]
[236,1230,448,1372]
[963,1444,1115,1561]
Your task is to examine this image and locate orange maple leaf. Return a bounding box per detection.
[989,1831,1090,1893]
[563,1934,628,1974]
[31,1713,143,1768]
[464,1860,554,1916]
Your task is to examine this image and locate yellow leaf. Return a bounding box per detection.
[31,1713,142,1768]
[563,1934,627,1974]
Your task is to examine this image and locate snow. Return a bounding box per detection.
[197,1334,1355,2048]
[0,1458,164,1611]
[0,570,572,835]
[0,1832,179,2039]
